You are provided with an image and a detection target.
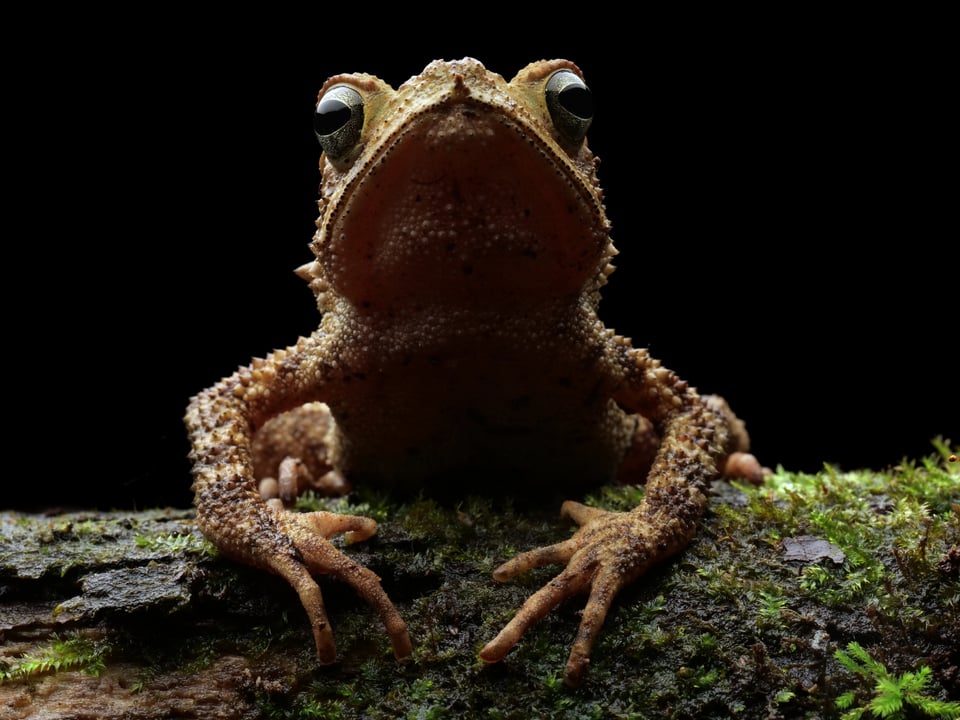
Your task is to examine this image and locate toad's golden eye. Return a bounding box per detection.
[315,85,364,161]
[544,70,593,146]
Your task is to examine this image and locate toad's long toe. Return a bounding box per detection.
[274,507,413,660]
[480,556,592,665]
[480,501,687,685]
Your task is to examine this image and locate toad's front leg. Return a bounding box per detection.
[480,499,698,686]
[185,332,412,662]
[480,346,760,685]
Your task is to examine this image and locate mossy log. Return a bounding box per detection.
[2,448,958,719]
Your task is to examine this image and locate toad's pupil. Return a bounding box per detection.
[558,85,593,121]
[315,99,352,136]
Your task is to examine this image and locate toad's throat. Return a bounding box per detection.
[321,105,609,310]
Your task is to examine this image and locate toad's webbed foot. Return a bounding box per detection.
[479,500,687,686]
[266,507,413,663]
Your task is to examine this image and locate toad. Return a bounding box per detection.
[185,58,762,685]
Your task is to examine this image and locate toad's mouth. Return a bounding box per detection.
[319,102,610,312]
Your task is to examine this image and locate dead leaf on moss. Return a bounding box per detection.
[782,535,846,565]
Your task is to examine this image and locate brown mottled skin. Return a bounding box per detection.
[185,58,761,686]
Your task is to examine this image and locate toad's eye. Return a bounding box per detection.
[315,85,364,161]
[545,70,593,147]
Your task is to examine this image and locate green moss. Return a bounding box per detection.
[294,491,392,524]
[0,632,109,681]
[834,642,960,719]
[553,440,959,717]
[583,483,646,512]
[134,531,212,555]
[4,445,957,717]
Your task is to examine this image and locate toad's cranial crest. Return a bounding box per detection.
[185,57,762,686]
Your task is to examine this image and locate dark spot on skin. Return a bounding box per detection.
[462,264,474,275]
[557,376,572,387]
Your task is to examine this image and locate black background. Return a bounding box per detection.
[16,12,955,510]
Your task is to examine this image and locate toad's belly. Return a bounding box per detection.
[325,364,635,492]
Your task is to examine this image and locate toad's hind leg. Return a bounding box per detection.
[702,395,765,483]
[617,398,764,485]
[253,402,349,503]
[250,404,411,656]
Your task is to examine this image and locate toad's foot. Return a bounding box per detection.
[479,501,687,686]
[267,507,413,663]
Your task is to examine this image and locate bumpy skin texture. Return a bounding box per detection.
[185,58,760,685]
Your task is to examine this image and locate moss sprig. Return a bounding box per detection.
[0,632,109,682]
[834,642,960,719]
